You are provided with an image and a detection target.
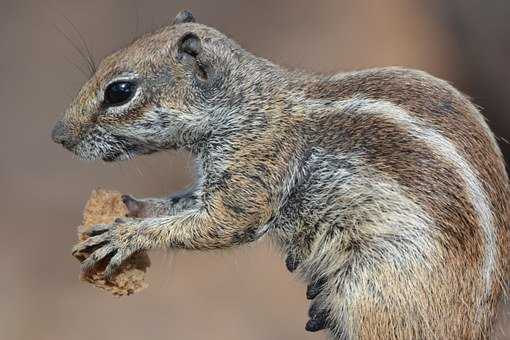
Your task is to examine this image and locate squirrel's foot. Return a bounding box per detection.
[306,292,330,332]
[305,278,329,332]
[72,218,146,280]
[284,253,330,332]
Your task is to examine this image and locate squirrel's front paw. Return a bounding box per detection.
[72,218,145,279]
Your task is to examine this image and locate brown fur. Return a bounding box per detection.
[53,11,510,340]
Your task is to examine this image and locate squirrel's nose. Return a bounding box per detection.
[51,120,78,151]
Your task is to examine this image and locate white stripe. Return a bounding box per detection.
[347,99,496,301]
[302,96,497,304]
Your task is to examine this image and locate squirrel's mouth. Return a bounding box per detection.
[73,130,165,162]
[102,150,124,162]
[101,147,137,162]
[101,144,158,162]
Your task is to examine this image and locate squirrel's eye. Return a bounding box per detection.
[104,81,137,106]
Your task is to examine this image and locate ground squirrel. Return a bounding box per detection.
[52,10,510,339]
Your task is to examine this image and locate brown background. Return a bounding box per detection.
[1,1,509,339]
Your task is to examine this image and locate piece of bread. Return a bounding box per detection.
[73,189,151,296]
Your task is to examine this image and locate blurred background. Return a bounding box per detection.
[1,1,509,339]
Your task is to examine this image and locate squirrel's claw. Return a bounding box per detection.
[81,223,110,238]
[103,250,129,280]
[305,279,330,332]
[73,219,144,280]
[104,248,143,281]
[305,314,328,332]
[306,277,326,300]
[72,229,111,256]
[284,255,330,332]
[306,300,329,332]
[285,253,301,272]
[80,246,116,274]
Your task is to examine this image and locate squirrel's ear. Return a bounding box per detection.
[177,32,207,79]
[173,10,195,25]
[177,32,202,57]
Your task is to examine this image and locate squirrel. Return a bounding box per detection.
[52,10,510,340]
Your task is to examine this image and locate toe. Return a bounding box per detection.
[72,233,110,256]
[306,301,329,332]
[307,277,326,299]
[305,315,328,332]
[104,250,130,281]
[81,246,116,273]
[285,254,300,272]
[82,224,110,237]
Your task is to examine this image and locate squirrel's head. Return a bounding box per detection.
[52,10,248,161]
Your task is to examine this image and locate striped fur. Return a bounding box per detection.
[55,11,510,340]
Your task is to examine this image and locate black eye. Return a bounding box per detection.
[104,81,137,106]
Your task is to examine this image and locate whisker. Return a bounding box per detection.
[58,11,97,75]
[135,165,144,177]
[498,136,509,145]
[53,23,94,77]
